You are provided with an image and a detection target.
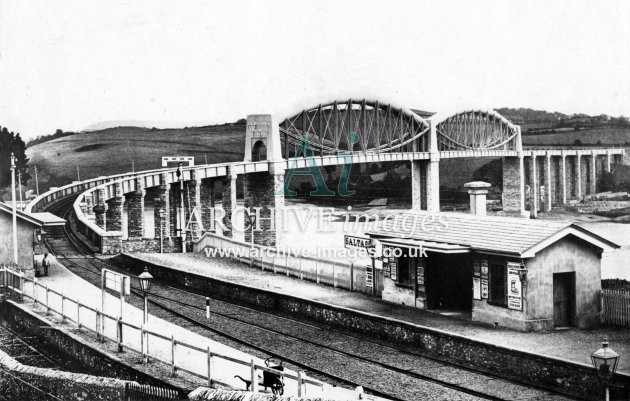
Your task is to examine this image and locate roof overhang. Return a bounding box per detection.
[0,203,43,227]
[369,234,471,254]
[521,226,620,258]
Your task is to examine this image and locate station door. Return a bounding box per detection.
[553,272,575,328]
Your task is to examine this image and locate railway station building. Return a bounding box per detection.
[0,203,65,277]
[365,185,619,332]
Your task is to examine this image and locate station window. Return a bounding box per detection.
[489,262,507,306]
[396,256,413,287]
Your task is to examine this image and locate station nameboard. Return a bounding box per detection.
[344,235,374,249]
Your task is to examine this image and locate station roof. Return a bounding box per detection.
[0,203,65,228]
[29,212,66,226]
[366,211,619,258]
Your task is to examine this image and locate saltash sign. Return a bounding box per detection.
[344,235,375,250]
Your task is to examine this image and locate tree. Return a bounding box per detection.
[0,126,31,188]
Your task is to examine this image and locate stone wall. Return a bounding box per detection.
[0,348,128,401]
[121,237,182,253]
[119,254,629,400]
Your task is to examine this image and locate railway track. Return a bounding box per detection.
[40,196,578,401]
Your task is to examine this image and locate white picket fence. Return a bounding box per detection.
[602,289,630,327]
[0,267,359,399]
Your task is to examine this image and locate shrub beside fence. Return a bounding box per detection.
[602,289,630,327]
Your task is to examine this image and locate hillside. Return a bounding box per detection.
[22,109,630,198]
[26,124,246,191]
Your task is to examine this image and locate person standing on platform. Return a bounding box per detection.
[42,253,50,276]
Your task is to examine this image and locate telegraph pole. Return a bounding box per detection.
[10,153,18,265]
[17,171,23,210]
[34,165,40,196]
[176,163,186,253]
[76,165,81,181]
[132,160,135,173]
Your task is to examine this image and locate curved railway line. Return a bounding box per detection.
[39,195,578,401]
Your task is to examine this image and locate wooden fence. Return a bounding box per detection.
[602,289,630,327]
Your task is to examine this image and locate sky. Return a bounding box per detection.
[1,0,630,139]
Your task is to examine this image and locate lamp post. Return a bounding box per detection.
[248,212,256,267]
[138,267,154,324]
[159,209,165,254]
[591,338,620,401]
[138,267,153,364]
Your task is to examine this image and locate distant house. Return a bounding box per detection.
[364,186,619,332]
[0,203,65,277]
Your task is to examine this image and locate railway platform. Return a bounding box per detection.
[131,251,630,375]
[27,254,366,400]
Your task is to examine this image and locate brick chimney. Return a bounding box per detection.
[464,181,491,216]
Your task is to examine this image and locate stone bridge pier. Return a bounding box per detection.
[502,150,617,218]
[410,123,440,212]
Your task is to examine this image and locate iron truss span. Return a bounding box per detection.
[435,110,519,151]
[279,99,431,156]
[39,197,580,401]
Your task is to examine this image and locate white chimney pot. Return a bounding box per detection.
[464,181,491,216]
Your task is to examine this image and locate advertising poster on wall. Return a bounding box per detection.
[473,277,481,300]
[390,262,397,281]
[480,259,489,299]
[473,259,482,300]
[507,262,523,310]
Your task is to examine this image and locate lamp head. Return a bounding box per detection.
[591,337,620,383]
[138,266,154,293]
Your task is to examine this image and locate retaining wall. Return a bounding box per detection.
[0,348,128,401]
[120,253,630,400]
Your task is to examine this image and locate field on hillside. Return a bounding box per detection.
[26,124,246,191]
[523,127,630,146]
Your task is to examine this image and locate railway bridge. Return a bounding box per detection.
[27,98,625,254]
